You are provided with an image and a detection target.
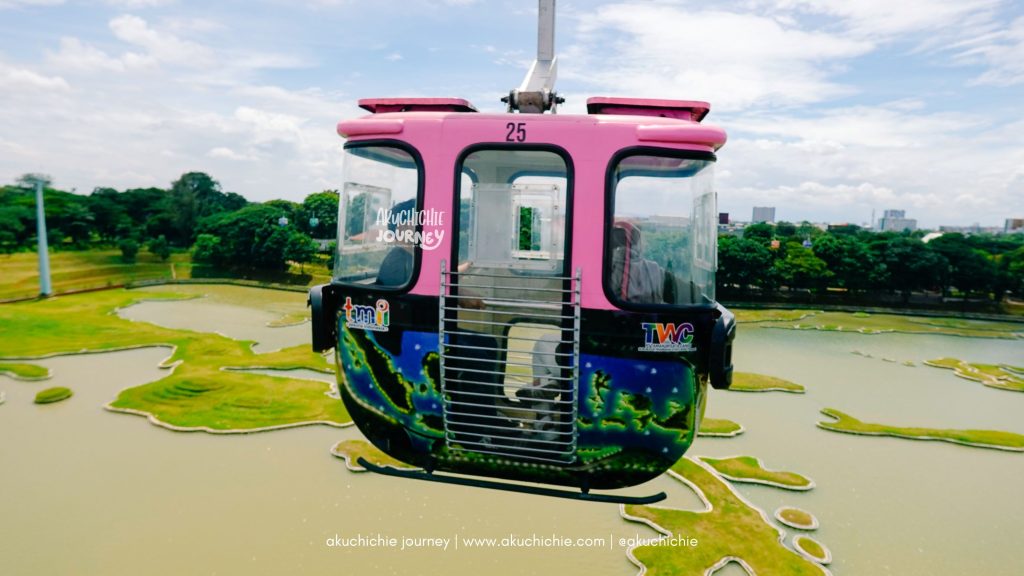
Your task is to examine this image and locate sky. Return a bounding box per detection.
[1,0,1022,228]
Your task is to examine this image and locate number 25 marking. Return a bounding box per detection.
[505,122,526,142]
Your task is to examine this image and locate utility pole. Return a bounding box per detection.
[31,176,52,297]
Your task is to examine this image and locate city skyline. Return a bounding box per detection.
[2,0,1023,227]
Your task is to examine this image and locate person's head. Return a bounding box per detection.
[389,198,416,245]
[613,220,642,254]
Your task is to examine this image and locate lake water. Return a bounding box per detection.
[1,289,1022,575]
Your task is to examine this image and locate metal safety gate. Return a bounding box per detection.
[439,261,580,464]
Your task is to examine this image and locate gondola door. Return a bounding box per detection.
[439,147,579,465]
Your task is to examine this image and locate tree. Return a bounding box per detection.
[195,204,296,270]
[775,244,831,292]
[87,187,128,242]
[118,237,139,263]
[742,223,774,245]
[775,221,797,238]
[872,237,946,302]
[299,190,339,239]
[148,235,171,261]
[166,172,246,246]
[285,231,318,272]
[717,236,774,294]
[812,234,878,293]
[192,233,222,263]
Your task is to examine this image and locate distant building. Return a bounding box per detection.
[1006,218,1024,234]
[752,206,776,224]
[878,209,917,232]
[719,212,729,225]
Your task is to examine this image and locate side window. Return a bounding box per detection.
[334,145,420,287]
[606,153,716,306]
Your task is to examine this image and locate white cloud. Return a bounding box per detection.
[0,0,62,8]
[564,4,873,111]
[0,60,69,90]
[46,37,152,72]
[207,147,256,162]
[962,16,1024,85]
[109,14,213,68]
[773,0,1000,39]
[105,0,175,8]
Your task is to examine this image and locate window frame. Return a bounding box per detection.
[332,139,425,294]
[449,143,576,279]
[602,146,718,312]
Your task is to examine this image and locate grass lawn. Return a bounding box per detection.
[925,357,1024,392]
[817,408,1024,452]
[0,249,332,301]
[734,309,820,323]
[699,456,813,490]
[331,439,416,471]
[731,372,805,393]
[748,309,1024,339]
[0,361,49,379]
[699,417,744,437]
[793,535,831,564]
[622,457,827,575]
[775,507,817,530]
[34,386,72,404]
[0,288,348,432]
[0,250,187,300]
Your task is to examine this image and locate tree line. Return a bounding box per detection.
[718,222,1024,305]
[3,173,1022,306]
[0,172,338,271]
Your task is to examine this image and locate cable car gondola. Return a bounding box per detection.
[309,0,735,504]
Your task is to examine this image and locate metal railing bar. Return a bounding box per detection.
[440,365,573,381]
[443,342,574,357]
[443,398,572,415]
[443,271,572,281]
[446,429,574,446]
[446,445,574,465]
[446,437,575,457]
[442,307,574,320]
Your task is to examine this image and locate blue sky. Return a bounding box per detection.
[1,0,1022,227]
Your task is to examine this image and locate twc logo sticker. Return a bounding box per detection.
[640,322,696,352]
[343,297,390,332]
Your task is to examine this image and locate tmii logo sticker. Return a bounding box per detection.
[343,297,390,332]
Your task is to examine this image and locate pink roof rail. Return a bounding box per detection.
[358,98,478,114]
[586,97,711,122]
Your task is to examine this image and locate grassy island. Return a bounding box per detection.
[747,310,1024,339]
[0,362,50,380]
[775,507,818,530]
[331,439,417,471]
[34,386,73,404]
[699,456,814,490]
[735,309,820,323]
[0,289,349,432]
[699,418,744,437]
[925,358,1024,392]
[730,372,805,393]
[622,457,827,575]
[817,408,1024,452]
[793,535,831,564]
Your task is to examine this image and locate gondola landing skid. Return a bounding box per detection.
[357,458,667,505]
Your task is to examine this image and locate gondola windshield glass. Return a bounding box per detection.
[607,155,716,306]
[335,145,419,286]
